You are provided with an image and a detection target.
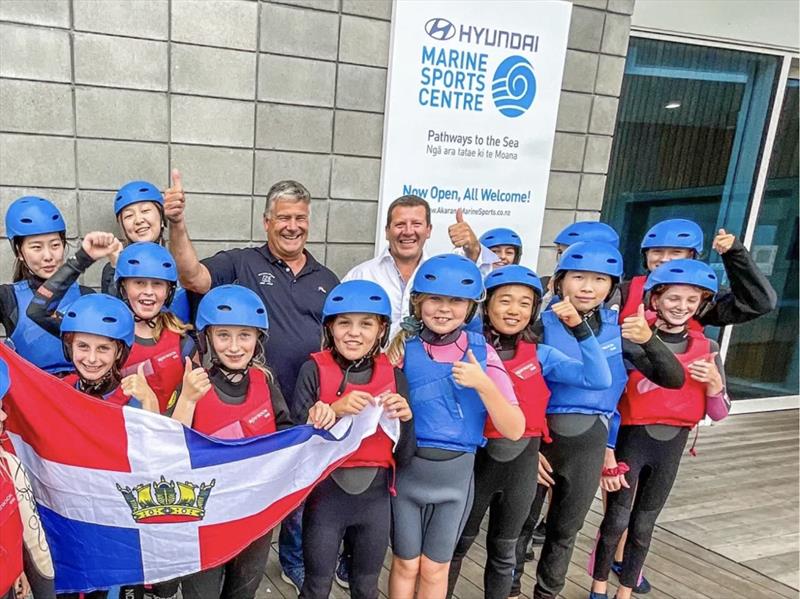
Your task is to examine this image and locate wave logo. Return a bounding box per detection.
[425,17,456,41]
[492,55,537,118]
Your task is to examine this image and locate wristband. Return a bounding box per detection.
[602,461,630,477]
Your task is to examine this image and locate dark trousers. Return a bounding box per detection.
[593,426,688,587]
[447,439,540,599]
[300,471,390,599]
[181,532,271,599]
[510,482,548,596]
[533,417,607,599]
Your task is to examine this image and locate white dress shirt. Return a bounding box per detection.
[342,245,498,338]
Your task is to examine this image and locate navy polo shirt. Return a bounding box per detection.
[201,244,339,404]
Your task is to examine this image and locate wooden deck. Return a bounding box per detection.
[255,409,799,598]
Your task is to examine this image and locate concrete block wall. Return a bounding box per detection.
[0,0,632,284]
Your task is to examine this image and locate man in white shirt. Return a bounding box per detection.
[343,194,496,336]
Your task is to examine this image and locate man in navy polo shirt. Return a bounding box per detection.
[165,172,338,592]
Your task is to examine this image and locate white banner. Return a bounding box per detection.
[377,0,572,267]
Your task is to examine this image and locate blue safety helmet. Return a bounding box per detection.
[554,221,619,249]
[115,242,178,283]
[644,259,719,298]
[195,285,269,332]
[60,294,135,348]
[114,180,164,216]
[5,196,66,244]
[323,280,391,320]
[411,254,484,301]
[480,228,522,249]
[484,265,543,296]
[0,359,9,403]
[555,241,624,279]
[641,219,703,255]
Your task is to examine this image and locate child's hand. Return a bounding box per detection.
[332,390,375,417]
[688,353,723,395]
[538,452,555,487]
[381,392,412,422]
[82,231,122,261]
[452,349,489,391]
[181,357,210,403]
[551,296,582,327]
[121,363,158,412]
[712,229,736,255]
[621,304,653,344]
[307,401,336,430]
[600,448,630,493]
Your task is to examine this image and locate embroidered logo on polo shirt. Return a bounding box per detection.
[257,272,275,286]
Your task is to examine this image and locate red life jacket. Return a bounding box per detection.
[619,328,711,428]
[123,329,184,414]
[192,368,277,439]
[620,274,703,332]
[485,341,551,441]
[311,350,396,470]
[62,373,131,406]
[0,454,23,595]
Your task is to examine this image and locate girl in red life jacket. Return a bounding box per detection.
[114,242,196,415]
[291,280,414,599]
[590,260,730,599]
[615,219,775,326]
[447,265,613,599]
[170,284,334,599]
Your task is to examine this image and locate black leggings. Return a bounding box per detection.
[447,438,540,599]
[510,482,548,596]
[533,415,608,599]
[300,470,390,599]
[592,425,689,588]
[181,532,271,599]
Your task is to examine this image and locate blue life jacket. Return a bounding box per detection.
[541,308,626,417]
[464,312,483,334]
[403,330,488,453]
[10,280,81,374]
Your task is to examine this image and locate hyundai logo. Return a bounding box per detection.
[425,17,456,41]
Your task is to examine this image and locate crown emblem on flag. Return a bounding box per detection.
[117,476,216,524]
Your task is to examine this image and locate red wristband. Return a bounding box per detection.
[602,462,630,477]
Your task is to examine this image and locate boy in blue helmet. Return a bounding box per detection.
[480,227,523,267]
[616,219,775,326]
[1,197,97,374]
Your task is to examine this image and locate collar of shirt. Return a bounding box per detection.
[256,243,321,276]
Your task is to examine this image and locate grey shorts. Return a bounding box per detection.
[390,452,475,563]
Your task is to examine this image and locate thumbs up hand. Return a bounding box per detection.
[181,356,211,403]
[712,228,736,255]
[551,295,582,328]
[688,352,723,395]
[163,168,186,225]
[621,304,653,344]
[452,349,489,391]
[121,363,159,412]
[448,207,480,261]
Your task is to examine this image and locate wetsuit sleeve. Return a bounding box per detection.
[485,345,518,405]
[100,261,117,295]
[267,376,294,429]
[0,284,18,336]
[623,335,685,389]
[538,336,612,391]
[392,368,416,467]
[180,334,197,361]
[290,359,320,424]
[606,411,621,449]
[698,238,777,326]
[27,248,95,336]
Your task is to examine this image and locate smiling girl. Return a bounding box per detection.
[386,254,524,599]
[590,260,730,599]
[1,197,94,374]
